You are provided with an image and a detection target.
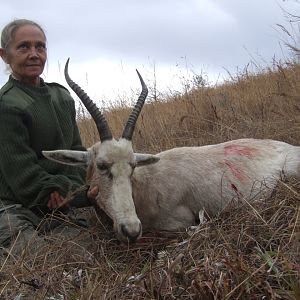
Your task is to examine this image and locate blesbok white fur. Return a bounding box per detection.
[44,138,300,242]
[42,59,300,243]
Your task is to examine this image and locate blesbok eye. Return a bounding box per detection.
[129,162,136,169]
[97,163,109,171]
[97,163,113,179]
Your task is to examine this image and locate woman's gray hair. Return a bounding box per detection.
[1,19,46,50]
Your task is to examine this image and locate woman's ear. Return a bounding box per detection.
[0,48,8,64]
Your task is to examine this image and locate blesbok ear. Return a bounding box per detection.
[135,153,160,167]
[42,150,89,166]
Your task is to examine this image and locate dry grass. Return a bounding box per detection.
[0,181,298,299]
[1,60,300,299]
[77,62,300,151]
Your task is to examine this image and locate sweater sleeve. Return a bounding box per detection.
[0,103,84,209]
[68,124,95,208]
[70,103,86,152]
[68,103,91,208]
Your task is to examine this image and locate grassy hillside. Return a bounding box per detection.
[1,61,299,299]
[78,62,300,151]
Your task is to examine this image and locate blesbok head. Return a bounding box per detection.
[43,59,159,242]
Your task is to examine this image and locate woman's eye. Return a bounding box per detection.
[18,43,28,50]
[16,42,46,52]
[36,43,46,50]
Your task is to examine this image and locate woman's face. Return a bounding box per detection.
[0,24,47,86]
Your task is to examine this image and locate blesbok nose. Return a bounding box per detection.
[121,222,142,243]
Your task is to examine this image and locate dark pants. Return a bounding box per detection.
[0,204,91,254]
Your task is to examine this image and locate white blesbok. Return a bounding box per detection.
[43,59,300,243]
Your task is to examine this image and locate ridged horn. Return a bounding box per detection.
[122,70,148,140]
[64,58,112,142]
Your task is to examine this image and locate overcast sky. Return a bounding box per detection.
[0,0,299,105]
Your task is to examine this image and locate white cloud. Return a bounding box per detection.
[0,0,299,104]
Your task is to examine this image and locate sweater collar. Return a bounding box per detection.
[9,75,50,96]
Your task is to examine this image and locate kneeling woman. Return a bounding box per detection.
[0,19,97,253]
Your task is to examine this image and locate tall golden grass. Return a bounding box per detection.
[78,61,300,151]
[1,60,300,299]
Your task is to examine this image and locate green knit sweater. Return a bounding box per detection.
[0,76,89,209]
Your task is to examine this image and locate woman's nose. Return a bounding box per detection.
[28,47,39,57]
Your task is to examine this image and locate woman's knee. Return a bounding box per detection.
[0,205,41,248]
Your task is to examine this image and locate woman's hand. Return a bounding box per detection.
[47,186,99,209]
[87,186,99,203]
[47,191,67,209]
